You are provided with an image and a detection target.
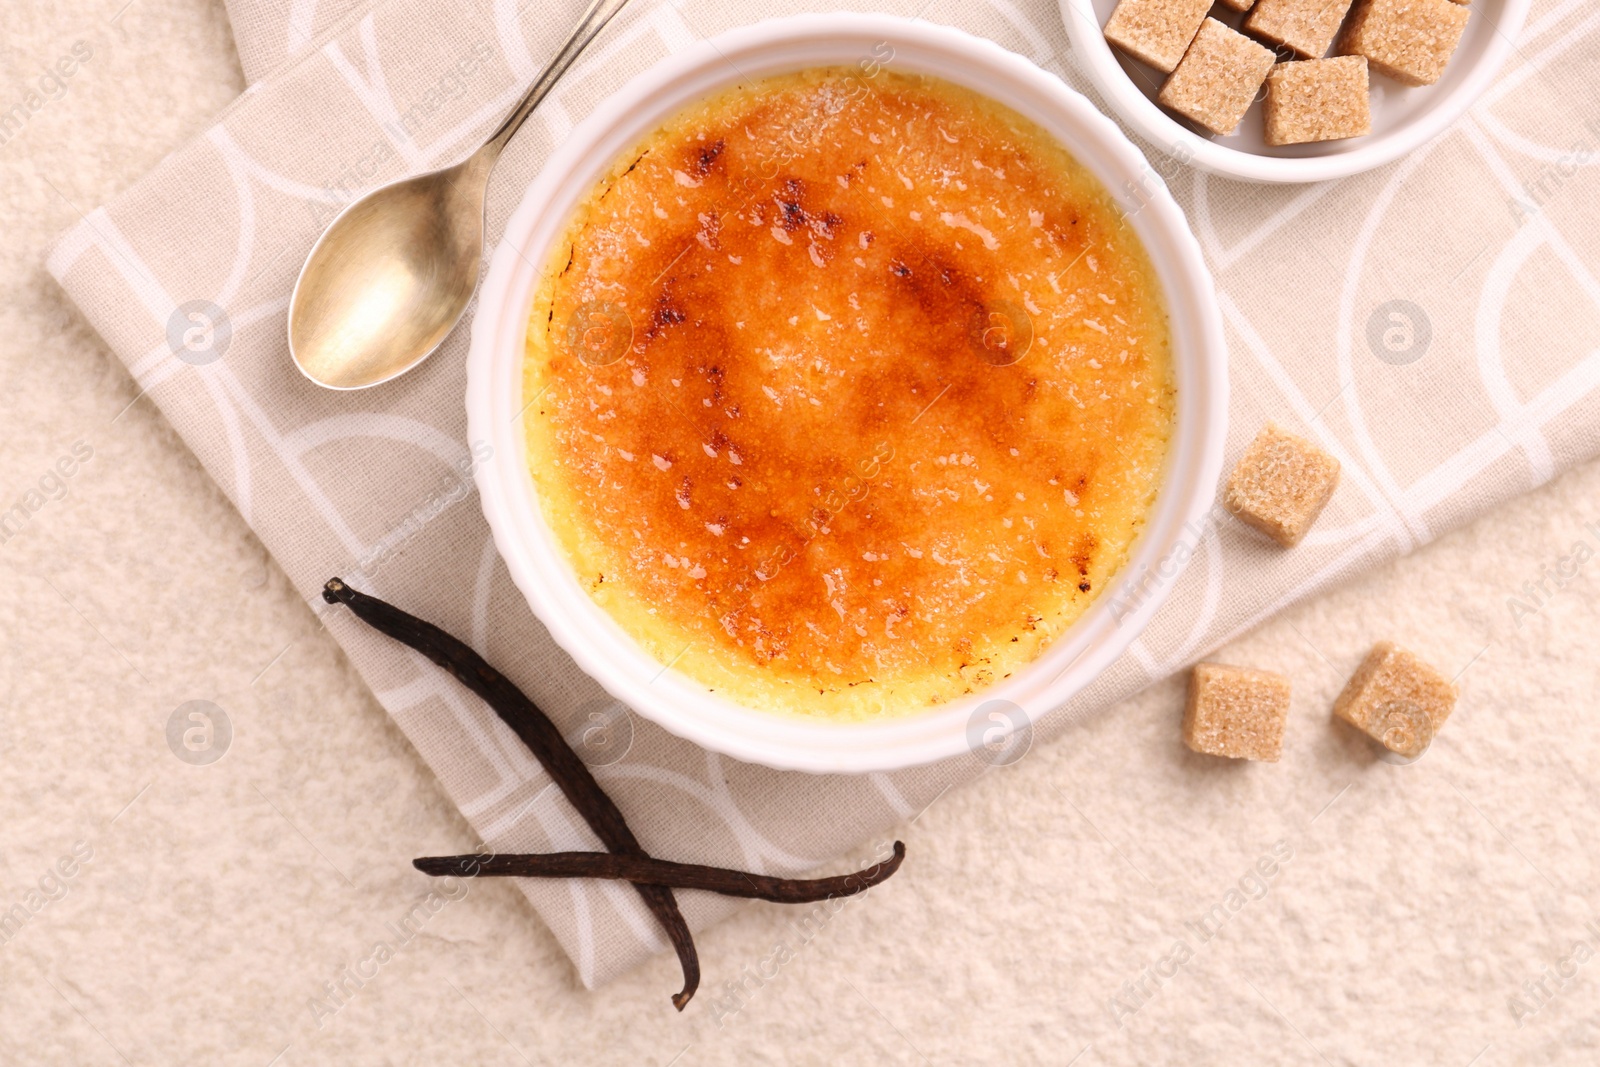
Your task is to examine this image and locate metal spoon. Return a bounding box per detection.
[288,0,632,390]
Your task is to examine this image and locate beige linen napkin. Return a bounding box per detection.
[221,0,363,83]
[50,0,1600,991]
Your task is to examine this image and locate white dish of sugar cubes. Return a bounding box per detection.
[1061,0,1530,182]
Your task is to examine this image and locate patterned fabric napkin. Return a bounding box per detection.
[52,0,1600,989]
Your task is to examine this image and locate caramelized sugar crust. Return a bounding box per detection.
[524,68,1174,720]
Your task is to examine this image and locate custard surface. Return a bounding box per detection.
[523,68,1174,720]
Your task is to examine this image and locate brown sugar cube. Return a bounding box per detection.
[1339,0,1471,86]
[1245,0,1356,57]
[1332,642,1458,758]
[1158,19,1277,136]
[1262,56,1373,146]
[1103,0,1214,73]
[1224,423,1341,545]
[1217,0,1256,12]
[1184,663,1292,762]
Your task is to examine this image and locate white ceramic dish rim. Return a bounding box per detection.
[1060,0,1533,184]
[466,12,1228,773]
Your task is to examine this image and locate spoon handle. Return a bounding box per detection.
[482,0,635,157]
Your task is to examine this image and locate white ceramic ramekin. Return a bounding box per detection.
[466,13,1227,773]
[1061,0,1531,183]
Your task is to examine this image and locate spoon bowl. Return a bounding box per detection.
[288,158,490,390]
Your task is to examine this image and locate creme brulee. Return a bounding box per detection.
[523,68,1174,720]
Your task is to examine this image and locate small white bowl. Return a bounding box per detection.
[466,13,1228,773]
[1061,0,1531,183]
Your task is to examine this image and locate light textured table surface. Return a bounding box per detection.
[4,1,1599,1064]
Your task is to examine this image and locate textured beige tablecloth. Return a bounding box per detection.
[40,0,1600,999]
